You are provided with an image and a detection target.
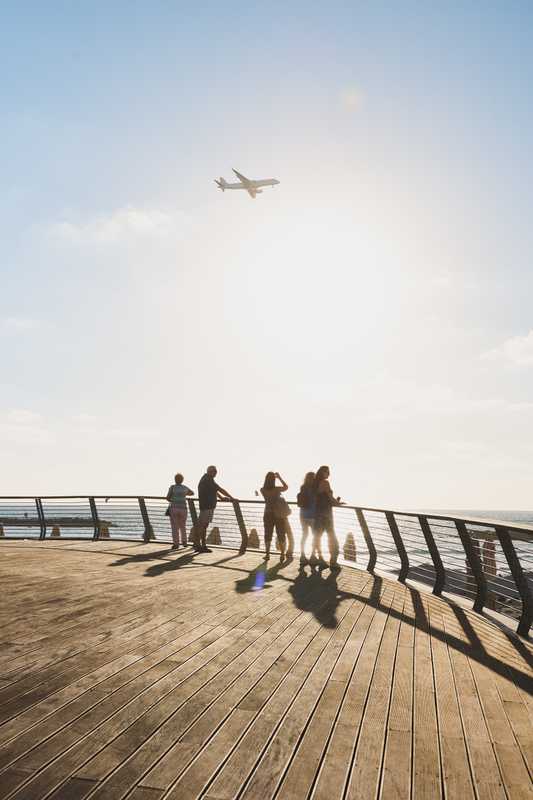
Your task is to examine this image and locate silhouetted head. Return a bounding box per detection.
[263,471,276,490]
[314,465,330,488]
[206,465,217,477]
[302,471,315,489]
[174,473,184,484]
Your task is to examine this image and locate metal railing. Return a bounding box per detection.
[1,495,532,637]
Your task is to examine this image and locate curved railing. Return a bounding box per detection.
[1,495,532,637]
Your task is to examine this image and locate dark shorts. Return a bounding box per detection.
[314,515,335,535]
[263,512,287,544]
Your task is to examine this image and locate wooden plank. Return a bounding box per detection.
[1,542,531,800]
[344,590,404,800]
[442,613,507,799]
[164,577,375,800]
[137,596,321,793]
[311,586,396,800]
[74,598,306,797]
[275,601,377,798]
[2,591,290,798]
[426,604,475,800]
[379,593,414,800]
[410,594,442,800]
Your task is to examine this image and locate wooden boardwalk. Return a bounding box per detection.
[0,541,531,800]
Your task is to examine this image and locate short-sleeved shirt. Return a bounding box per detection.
[168,484,191,507]
[198,474,221,511]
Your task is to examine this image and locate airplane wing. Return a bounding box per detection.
[232,168,251,185]
[247,187,257,199]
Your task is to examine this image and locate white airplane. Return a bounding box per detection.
[215,168,280,199]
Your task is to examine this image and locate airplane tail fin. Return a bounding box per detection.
[214,177,227,191]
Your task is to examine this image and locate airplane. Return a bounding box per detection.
[214,168,280,199]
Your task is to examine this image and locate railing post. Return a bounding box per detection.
[187,499,198,528]
[138,497,154,542]
[418,515,445,595]
[455,520,487,613]
[496,526,533,637]
[233,500,248,555]
[385,511,409,582]
[355,508,377,573]
[89,497,100,540]
[36,498,46,540]
[187,499,198,546]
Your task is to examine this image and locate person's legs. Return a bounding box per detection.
[263,512,274,560]
[312,520,325,563]
[300,515,310,558]
[285,518,294,558]
[176,508,188,546]
[196,509,213,551]
[275,518,287,560]
[169,506,180,547]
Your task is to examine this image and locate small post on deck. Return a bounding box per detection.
[355,508,377,573]
[233,500,248,555]
[496,526,533,637]
[36,498,46,540]
[138,497,154,542]
[385,511,409,582]
[418,515,446,595]
[455,519,487,613]
[89,497,100,540]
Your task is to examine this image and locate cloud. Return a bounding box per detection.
[481,330,533,367]
[2,317,40,332]
[0,408,53,445]
[67,414,157,442]
[48,206,189,246]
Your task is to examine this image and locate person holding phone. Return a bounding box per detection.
[261,471,290,561]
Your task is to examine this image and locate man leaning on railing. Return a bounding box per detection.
[194,466,234,553]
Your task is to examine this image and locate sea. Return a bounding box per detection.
[428,510,533,527]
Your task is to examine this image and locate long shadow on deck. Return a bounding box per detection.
[56,543,533,691]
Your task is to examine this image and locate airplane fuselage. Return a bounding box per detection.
[221,178,279,190]
[215,169,280,198]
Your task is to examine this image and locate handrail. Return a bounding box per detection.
[0,495,531,637]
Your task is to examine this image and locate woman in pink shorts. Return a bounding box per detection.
[166,473,193,549]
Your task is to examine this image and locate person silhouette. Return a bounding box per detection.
[260,471,291,561]
[312,465,343,570]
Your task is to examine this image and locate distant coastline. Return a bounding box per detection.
[423,510,533,526]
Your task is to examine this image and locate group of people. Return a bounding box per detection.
[166,464,343,569]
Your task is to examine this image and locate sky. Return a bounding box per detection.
[1,1,533,508]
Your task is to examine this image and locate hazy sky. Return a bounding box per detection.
[2,2,533,507]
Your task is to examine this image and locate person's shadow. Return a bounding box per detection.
[145,552,195,576]
[289,565,345,628]
[111,548,176,567]
[235,557,291,594]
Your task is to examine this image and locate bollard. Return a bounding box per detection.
[343,532,357,562]
[248,528,260,549]
[207,526,222,545]
[51,525,60,538]
[100,523,110,539]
